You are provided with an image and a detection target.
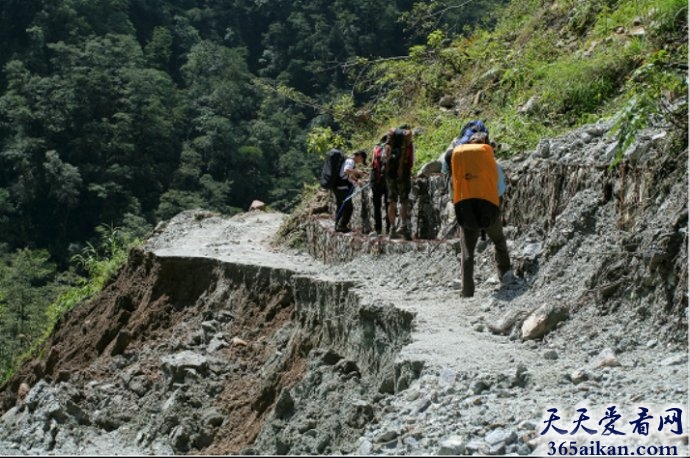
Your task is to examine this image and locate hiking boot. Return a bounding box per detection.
[368,230,380,238]
[388,228,402,240]
[501,269,518,284]
[462,277,474,297]
[399,226,412,241]
[335,226,351,233]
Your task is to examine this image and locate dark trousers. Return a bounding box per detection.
[458,215,511,297]
[334,186,353,229]
[372,185,389,233]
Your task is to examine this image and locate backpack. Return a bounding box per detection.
[445,120,490,173]
[319,148,346,189]
[454,120,489,147]
[370,143,386,187]
[383,128,414,179]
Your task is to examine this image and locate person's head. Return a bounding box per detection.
[379,134,388,144]
[468,132,489,144]
[354,150,367,165]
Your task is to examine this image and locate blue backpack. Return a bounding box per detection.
[443,120,490,174]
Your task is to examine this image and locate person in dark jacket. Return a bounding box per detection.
[368,135,390,236]
[334,150,367,233]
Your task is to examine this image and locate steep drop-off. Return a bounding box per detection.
[0,119,687,455]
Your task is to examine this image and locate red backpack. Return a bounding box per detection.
[384,127,414,179]
[370,143,386,187]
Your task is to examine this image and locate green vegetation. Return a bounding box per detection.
[0,248,56,381]
[0,0,430,381]
[0,225,136,383]
[339,0,687,161]
[48,224,135,328]
[0,0,687,382]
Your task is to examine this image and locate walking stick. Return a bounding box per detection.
[335,182,371,223]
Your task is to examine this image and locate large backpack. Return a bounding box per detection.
[319,148,346,189]
[454,120,489,147]
[383,128,414,179]
[370,143,386,188]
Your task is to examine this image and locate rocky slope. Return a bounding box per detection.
[0,118,687,456]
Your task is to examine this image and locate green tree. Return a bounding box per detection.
[144,26,173,70]
[258,0,415,96]
[159,40,262,216]
[0,33,180,261]
[246,88,317,210]
[0,248,56,377]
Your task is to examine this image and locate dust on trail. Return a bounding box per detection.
[146,210,319,273]
[146,211,532,377]
[149,208,689,455]
[146,210,539,379]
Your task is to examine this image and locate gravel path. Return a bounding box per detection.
[145,208,689,455]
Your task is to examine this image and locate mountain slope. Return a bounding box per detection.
[0,115,686,455]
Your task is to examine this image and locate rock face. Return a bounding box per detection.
[0,213,416,455]
[0,120,687,456]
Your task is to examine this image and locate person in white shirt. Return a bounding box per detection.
[334,150,367,233]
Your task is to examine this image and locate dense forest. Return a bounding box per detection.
[0,0,686,381]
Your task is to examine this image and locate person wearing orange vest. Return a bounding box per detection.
[449,131,512,298]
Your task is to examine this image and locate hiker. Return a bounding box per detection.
[384,127,415,240]
[447,131,513,297]
[334,150,368,233]
[369,134,390,236]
